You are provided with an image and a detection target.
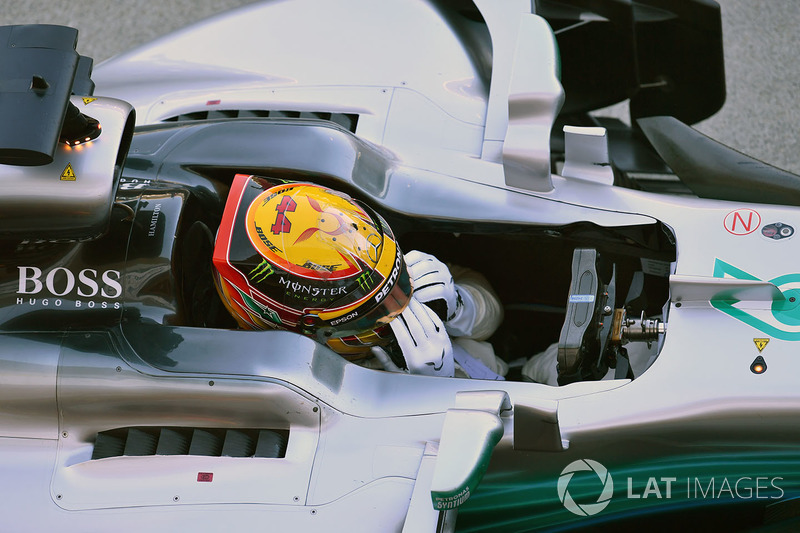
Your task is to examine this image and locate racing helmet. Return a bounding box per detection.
[212,174,412,356]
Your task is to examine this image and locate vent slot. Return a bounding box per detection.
[162,109,359,132]
[123,428,159,456]
[189,428,225,456]
[91,427,289,460]
[222,429,257,457]
[156,428,191,455]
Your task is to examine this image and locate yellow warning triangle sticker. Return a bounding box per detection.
[754,338,769,352]
[82,97,97,105]
[60,163,76,181]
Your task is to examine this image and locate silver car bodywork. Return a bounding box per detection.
[2,1,799,531]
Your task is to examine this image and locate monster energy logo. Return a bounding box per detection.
[356,271,373,292]
[250,260,275,282]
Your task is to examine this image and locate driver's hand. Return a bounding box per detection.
[390,297,454,377]
[405,250,462,322]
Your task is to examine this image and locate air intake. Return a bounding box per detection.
[162,109,359,132]
[91,427,289,460]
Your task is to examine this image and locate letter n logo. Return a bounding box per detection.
[724,208,760,235]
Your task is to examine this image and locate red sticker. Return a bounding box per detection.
[724,208,761,235]
[197,472,214,482]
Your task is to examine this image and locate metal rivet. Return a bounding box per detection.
[310,509,317,515]
[56,494,62,500]
[173,495,180,502]
[313,407,319,413]
[675,302,682,308]
[61,431,68,438]
[115,366,122,372]
[208,380,215,386]
[293,496,300,502]
[790,297,796,303]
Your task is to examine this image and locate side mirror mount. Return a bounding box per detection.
[430,390,510,511]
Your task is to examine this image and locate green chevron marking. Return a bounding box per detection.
[711,259,800,341]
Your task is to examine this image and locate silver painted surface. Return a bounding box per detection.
[670,276,784,307]
[4,0,797,175]
[430,391,510,509]
[0,334,61,439]
[2,1,800,531]
[500,13,564,191]
[89,1,569,202]
[561,126,615,186]
[93,0,489,146]
[402,442,444,532]
[0,96,133,239]
[54,332,318,508]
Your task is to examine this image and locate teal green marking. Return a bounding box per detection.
[712,259,760,281]
[456,449,800,532]
[235,287,280,324]
[249,260,275,282]
[711,259,800,341]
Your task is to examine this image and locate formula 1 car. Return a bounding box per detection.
[2,1,800,531]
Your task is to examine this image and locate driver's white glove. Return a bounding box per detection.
[387,297,455,377]
[405,251,463,322]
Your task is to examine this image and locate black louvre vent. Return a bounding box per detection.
[91,427,289,460]
[162,109,359,132]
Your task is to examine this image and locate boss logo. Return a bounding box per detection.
[17,266,122,298]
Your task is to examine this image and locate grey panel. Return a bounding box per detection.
[0,333,61,439]
[0,97,135,240]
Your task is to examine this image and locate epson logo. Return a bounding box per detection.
[330,311,358,326]
[17,266,122,299]
[374,254,402,304]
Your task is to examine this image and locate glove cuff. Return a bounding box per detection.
[444,285,476,337]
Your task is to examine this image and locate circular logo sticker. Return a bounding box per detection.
[762,222,794,240]
[557,459,614,516]
[724,208,761,236]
